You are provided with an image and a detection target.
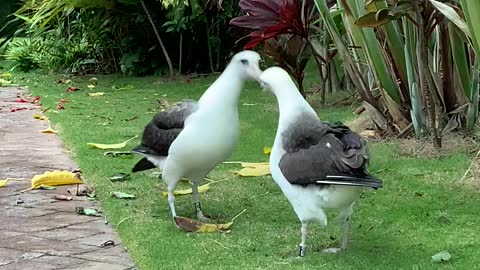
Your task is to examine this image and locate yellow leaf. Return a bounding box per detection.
[87,84,96,89]
[87,135,138,150]
[174,216,233,233]
[33,113,47,121]
[263,146,272,155]
[0,78,12,86]
[1,72,12,79]
[40,121,58,134]
[87,92,104,97]
[234,162,270,177]
[197,222,233,233]
[162,183,210,197]
[31,170,83,189]
[40,127,58,134]
[0,179,8,188]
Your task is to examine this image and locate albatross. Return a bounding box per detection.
[259,67,383,257]
[131,50,262,222]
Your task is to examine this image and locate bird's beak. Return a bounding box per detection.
[248,65,263,83]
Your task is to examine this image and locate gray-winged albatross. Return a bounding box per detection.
[259,66,383,257]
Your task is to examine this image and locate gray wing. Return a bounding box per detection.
[133,99,198,157]
[279,116,381,188]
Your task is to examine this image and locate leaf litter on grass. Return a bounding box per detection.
[87,135,138,149]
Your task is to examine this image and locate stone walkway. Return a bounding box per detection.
[0,87,136,270]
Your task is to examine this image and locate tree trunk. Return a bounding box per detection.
[417,13,441,148]
[206,22,214,73]
[179,33,183,74]
[440,24,457,112]
[140,0,174,77]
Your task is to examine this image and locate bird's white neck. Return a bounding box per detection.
[270,85,317,196]
[198,64,244,109]
[273,86,317,139]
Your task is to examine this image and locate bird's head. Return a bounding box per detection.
[259,67,296,95]
[231,50,263,82]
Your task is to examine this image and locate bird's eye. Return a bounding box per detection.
[240,59,249,65]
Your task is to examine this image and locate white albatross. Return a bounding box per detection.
[131,50,262,223]
[259,67,383,257]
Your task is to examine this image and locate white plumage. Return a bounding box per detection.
[132,51,262,222]
[260,67,383,256]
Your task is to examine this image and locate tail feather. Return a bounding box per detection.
[132,158,156,172]
[131,146,159,156]
[316,175,383,189]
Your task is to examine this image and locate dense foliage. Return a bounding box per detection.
[232,0,480,146]
[3,0,243,75]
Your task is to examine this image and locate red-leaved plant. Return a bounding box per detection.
[230,0,316,95]
[230,0,336,96]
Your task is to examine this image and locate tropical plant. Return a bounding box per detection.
[312,0,480,147]
[230,0,338,97]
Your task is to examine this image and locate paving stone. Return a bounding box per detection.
[0,216,77,233]
[0,235,96,256]
[0,87,136,269]
[0,230,25,240]
[0,259,58,270]
[72,245,135,268]
[65,261,131,270]
[1,205,57,218]
[34,227,103,242]
[0,247,44,266]
[29,255,86,268]
[70,231,122,247]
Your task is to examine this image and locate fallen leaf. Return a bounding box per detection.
[162,183,210,197]
[76,207,98,216]
[58,79,72,84]
[53,194,73,201]
[33,113,47,121]
[59,98,68,103]
[263,146,272,155]
[88,77,98,83]
[109,173,130,182]
[0,78,12,86]
[15,98,28,103]
[10,107,27,112]
[56,103,65,110]
[432,251,452,263]
[100,240,115,248]
[0,179,8,188]
[31,170,83,190]
[68,185,93,196]
[66,86,80,92]
[1,72,12,78]
[40,124,58,134]
[111,191,135,199]
[87,92,104,97]
[228,162,270,177]
[87,135,138,150]
[174,216,233,233]
[38,184,56,190]
[87,84,96,90]
[123,115,138,121]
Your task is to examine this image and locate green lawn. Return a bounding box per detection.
[9,71,480,269]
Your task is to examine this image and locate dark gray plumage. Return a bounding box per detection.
[131,100,198,172]
[279,112,382,188]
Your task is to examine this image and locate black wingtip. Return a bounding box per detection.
[317,175,383,189]
[132,158,156,172]
[131,146,157,155]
